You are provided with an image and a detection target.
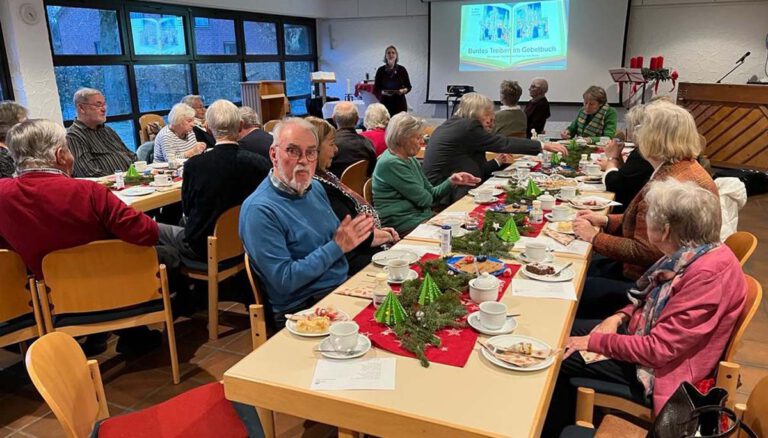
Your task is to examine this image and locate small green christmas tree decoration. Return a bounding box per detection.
[497,217,521,243]
[550,152,560,167]
[417,273,442,305]
[374,291,408,326]
[525,179,542,197]
[125,164,140,178]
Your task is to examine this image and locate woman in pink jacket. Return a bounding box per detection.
[544,177,747,436]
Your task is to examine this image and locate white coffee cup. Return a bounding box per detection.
[474,188,493,203]
[329,321,359,351]
[516,167,531,180]
[479,301,507,330]
[552,205,572,221]
[586,163,602,176]
[134,161,148,172]
[153,173,172,186]
[560,186,577,200]
[525,241,548,262]
[384,259,409,282]
[443,218,463,235]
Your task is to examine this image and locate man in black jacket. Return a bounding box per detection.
[524,78,551,138]
[237,106,273,162]
[328,101,377,178]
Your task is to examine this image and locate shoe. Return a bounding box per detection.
[115,328,163,355]
[80,333,109,356]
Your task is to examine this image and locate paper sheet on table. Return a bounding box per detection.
[310,358,396,391]
[390,242,438,258]
[513,236,591,256]
[406,223,440,241]
[511,279,577,301]
[578,183,606,192]
[482,177,509,188]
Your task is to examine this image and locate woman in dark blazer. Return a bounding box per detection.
[374,46,412,116]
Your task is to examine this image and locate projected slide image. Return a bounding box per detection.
[459,0,568,72]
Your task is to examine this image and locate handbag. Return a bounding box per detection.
[648,381,728,438]
[681,405,758,438]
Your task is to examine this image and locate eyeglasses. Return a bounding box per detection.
[83,102,107,109]
[283,146,318,162]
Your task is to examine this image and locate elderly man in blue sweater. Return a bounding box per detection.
[240,118,373,327]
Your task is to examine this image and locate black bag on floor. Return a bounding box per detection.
[713,168,768,196]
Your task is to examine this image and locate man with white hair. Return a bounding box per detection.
[329,101,376,177]
[158,100,270,262]
[525,78,551,137]
[66,88,137,177]
[181,94,215,148]
[240,118,373,327]
[237,106,273,161]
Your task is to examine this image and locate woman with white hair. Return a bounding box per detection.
[423,92,567,204]
[373,112,480,235]
[543,178,746,435]
[153,103,207,162]
[360,103,390,156]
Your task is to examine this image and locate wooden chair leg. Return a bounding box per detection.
[166,320,180,384]
[576,387,595,424]
[208,275,219,341]
[249,304,267,351]
[255,407,275,438]
[716,361,740,409]
[338,429,360,438]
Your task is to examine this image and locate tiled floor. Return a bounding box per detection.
[2,195,768,437]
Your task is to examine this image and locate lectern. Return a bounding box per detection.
[677,82,768,170]
[240,81,287,125]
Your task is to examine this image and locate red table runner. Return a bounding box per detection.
[468,193,549,238]
[353,253,520,367]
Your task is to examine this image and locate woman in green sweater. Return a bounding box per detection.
[372,112,480,235]
[561,85,617,143]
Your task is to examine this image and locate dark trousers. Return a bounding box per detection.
[542,319,644,437]
[577,256,636,320]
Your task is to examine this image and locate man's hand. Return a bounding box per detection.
[449,172,481,187]
[399,88,408,95]
[494,153,514,165]
[334,214,374,253]
[542,142,569,157]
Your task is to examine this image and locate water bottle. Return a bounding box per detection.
[440,225,452,256]
[529,200,543,225]
[542,151,551,170]
[578,154,589,173]
[114,170,125,190]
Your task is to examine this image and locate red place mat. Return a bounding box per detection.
[468,196,547,238]
[354,253,520,367]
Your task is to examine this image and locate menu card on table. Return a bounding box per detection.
[310,358,396,391]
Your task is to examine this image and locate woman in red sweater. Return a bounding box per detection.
[360,103,390,156]
[543,178,746,436]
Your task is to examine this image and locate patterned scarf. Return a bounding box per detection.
[315,170,381,228]
[628,243,720,396]
[576,104,611,138]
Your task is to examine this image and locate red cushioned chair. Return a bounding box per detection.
[25,332,255,438]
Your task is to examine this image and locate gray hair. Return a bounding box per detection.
[624,104,647,140]
[205,99,241,141]
[73,88,102,109]
[532,78,549,94]
[583,86,607,106]
[180,94,203,107]
[645,178,721,247]
[7,119,68,170]
[363,103,390,130]
[454,92,493,121]
[386,112,424,151]
[272,117,319,149]
[239,106,261,129]
[500,80,522,106]
[167,103,196,127]
[0,101,28,143]
[333,102,359,129]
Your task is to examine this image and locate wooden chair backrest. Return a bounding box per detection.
[743,375,768,437]
[26,332,109,438]
[40,240,163,316]
[724,274,762,362]
[363,178,373,204]
[138,114,165,143]
[0,250,33,322]
[340,160,369,197]
[725,232,757,266]
[244,253,264,305]
[264,120,279,133]
[212,205,244,261]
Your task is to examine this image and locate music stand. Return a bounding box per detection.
[610,68,647,105]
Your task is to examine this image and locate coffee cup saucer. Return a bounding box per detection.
[474,196,499,205]
[384,269,418,284]
[516,252,554,264]
[467,311,517,335]
[317,334,371,359]
[545,213,575,222]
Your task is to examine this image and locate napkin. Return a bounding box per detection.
[511,279,577,301]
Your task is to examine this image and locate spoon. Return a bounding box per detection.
[552,262,573,276]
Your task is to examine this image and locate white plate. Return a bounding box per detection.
[467,311,517,335]
[468,188,504,197]
[285,308,351,337]
[513,160,537,168]
[318,334,371,360]
[385,269,419,284]
[474,196,499,205]
[148,181,174,188]
[148,162,169,169]
[433,228,468,239]
[544,212,576,222]
[569,196,612,210]
[491,170,517,178]
[481,334,556,372]
[371,249,419,267]
[521,263,575,282]
[546,221,575,235]
[120,186,156,196]
[516,252,554,264]
[576,175,604,185]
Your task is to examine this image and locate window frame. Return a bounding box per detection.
[45,0,317,148]
[0,18,14,100]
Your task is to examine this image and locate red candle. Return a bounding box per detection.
[650,57,658,70]
[631,57,638,68]
[637,56,644,69]
[657,56,664,68]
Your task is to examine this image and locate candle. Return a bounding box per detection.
[346,79,351,95]
[657,56,664,68]
[637,56,643,69]
[650,57,657,70]
[630,57,636,68]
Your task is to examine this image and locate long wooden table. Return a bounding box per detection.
[115,181,182,212]
[223,172,614,437]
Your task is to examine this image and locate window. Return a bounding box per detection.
[285,61,312,97]
[244,21,277,55]
[193,17,236,55]
[47,6,121,55]
[284,24,311,55]
[134,64,192,112]
[54,65,131,120]
[196,63,241,103]
[107,120,137,151]
[129,12,186,55]
[245,62,281,82]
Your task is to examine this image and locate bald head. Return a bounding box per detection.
[529,78,548,99]
[333,101,359,129]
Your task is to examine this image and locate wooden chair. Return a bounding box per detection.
[264,119,279,133]
[245,254,269,350]
[725,231,758,266]
[180,205,246,341]
[36,240,179,384]
[575,274,763,424]
[138,114,165,144]
[0,250,45,349]
[340,159,369,198]
[363,178,373,204]
[26,332,250,438]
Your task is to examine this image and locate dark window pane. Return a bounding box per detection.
[46,6,121,55]
[196,63,241,103]
[285,61,312,97]
[134,64,192,112]
[194,17,236,55]
[106,120,137,151]
[284,24,311,55]
[244,21,277,55]
[245,62,281,81]
[129,12,186,55]
[289,98,307,116]
[54,65,131,120]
